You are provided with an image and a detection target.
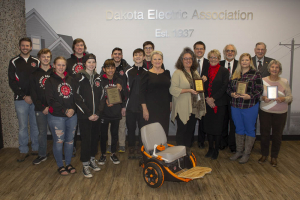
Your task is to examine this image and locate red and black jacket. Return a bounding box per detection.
[66,53,86,77]
[30,66,52,111]
[45,71,77,117]
[74,70,104,119]
[8,55,40,100]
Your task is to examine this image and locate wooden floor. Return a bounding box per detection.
[0,140,300,200]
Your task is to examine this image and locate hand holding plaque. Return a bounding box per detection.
[194,79,204,92]
[236,81,248,95]
[105,86,122,105]
[267,86,278,100]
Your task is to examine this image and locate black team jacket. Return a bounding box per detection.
[66,53,86,76]
[8,55,40,100]
[30,65,52,111]
[45,71,77,117]
[74,70,104,119]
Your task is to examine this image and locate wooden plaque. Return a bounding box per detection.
[105,86,122,104]
[236,81,248,95]
[194,79,204,92]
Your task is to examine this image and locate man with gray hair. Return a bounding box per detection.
[252,42,274,78]
[219,44,238,153]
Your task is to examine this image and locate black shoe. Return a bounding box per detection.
[32,156,47,165]
[110,154,120,164]
[128,147,135,159]
[211,150,219,160]
[205,149,214,158]
[230,149,236,153]
[83,165,92,178]
[89,159,101,171]
[198,143,205,149]
[98,154,106,165]
[219,145,227,150]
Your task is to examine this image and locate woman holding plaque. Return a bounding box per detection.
[258,60,292,167]
[140,51,172,135]
[227,53,263,164]
[170,47,206,148]
[74,54,102,178]
[202,49,229,160]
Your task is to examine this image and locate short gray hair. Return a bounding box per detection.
[223,44,237,59]
[255,42,267,49]
[267,60,282,75]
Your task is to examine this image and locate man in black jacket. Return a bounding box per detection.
[220,44,238,152]
[30,48,53,164]
[8,38,40,162]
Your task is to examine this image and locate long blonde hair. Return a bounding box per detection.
[231,53,255,80]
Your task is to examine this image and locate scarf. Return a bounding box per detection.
[208,63,220,113]
[182,68,206,119]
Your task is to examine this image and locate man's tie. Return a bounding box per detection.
[258,61,262,71]
[228,62,231,78]
[198,59,201,74]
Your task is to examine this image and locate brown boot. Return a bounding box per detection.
[230,134,245,161]
[258,156,267,163]
[271,158,277,167]
[239,136,256,164]
[17,153,29,162]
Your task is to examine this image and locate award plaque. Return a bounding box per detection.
[267,86,278,100]
[194,79,204,92]
[105,86,122,104]
[236,81,248,95]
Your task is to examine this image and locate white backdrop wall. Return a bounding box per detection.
[26,0,300,134]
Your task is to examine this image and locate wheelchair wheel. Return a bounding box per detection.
[143,162,164,188]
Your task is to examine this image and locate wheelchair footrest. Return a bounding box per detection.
[176,166,212,179]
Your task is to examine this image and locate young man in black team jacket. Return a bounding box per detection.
[98,59,126,166]
[125,48,148,159]
[30,48,53,165]
[100,47,130,153]
[8,38,40,162]
[66,38,87,156]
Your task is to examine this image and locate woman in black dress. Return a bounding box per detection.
[140,50,172,135]
[202,49,229,160]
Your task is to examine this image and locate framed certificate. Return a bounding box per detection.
[236,81,248,95]
[105,86,122,104]
[194,79,204,92]
[267,86,278,100]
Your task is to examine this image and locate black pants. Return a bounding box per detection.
[126,111,142,147]
[176,114,197,147]
[208,134,221,150]
[78,119,100,162]
[221,105,236,150]
[197,118,206,145]
[100,119,119,154]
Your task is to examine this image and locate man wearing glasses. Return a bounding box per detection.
[220,44,238,153]
[252,42,273,78]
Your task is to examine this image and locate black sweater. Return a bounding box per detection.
[30,66,52,111]
[74,70,104,119]
[45,71,77,117]
[8,55,40,100]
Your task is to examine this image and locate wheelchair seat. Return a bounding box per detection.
[141,122,186,163]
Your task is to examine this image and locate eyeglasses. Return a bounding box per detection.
[183,57,193,61]
[144,47,153,50]
[226,50,235,53]
[209,57,218,60]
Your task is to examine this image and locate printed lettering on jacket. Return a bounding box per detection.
[57,83,73,98]
[39,75,50,89]
[72,63,84,74]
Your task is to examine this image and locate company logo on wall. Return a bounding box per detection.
[106,9,253,20]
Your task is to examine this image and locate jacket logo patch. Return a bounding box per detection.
[95,80,101,87]
[119,70,124,76]
[58,83,73,98]
[39,75,50,89]
[31,62,36,67]
[73,63,84,74]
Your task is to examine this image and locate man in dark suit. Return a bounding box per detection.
[219,44,238,153]
[193,41,209,149]
[252,42,274,78]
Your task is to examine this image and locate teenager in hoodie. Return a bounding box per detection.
[74,54,103,178]
[100,47,129,153]
[125,48,148,159]
[66,38,87,156]
[98,59,126,166]
[45,56,77,175]
[30,48,53,165]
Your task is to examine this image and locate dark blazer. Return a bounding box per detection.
[199,58,210,76]
[252,56,273,78]
[219,59,238,74]
[202,65,229,106]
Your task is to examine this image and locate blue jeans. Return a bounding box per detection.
[231,103,259,137]
[35,111,49,157]
[14,100,39,153]
[48,113,77,167]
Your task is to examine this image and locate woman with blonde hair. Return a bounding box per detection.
[227,53,263,164]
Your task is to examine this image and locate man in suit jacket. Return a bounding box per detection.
[193,41,209,149]
[219,44,238,152]
[252,42,274,78]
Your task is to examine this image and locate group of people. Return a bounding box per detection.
[8,37,292,178]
